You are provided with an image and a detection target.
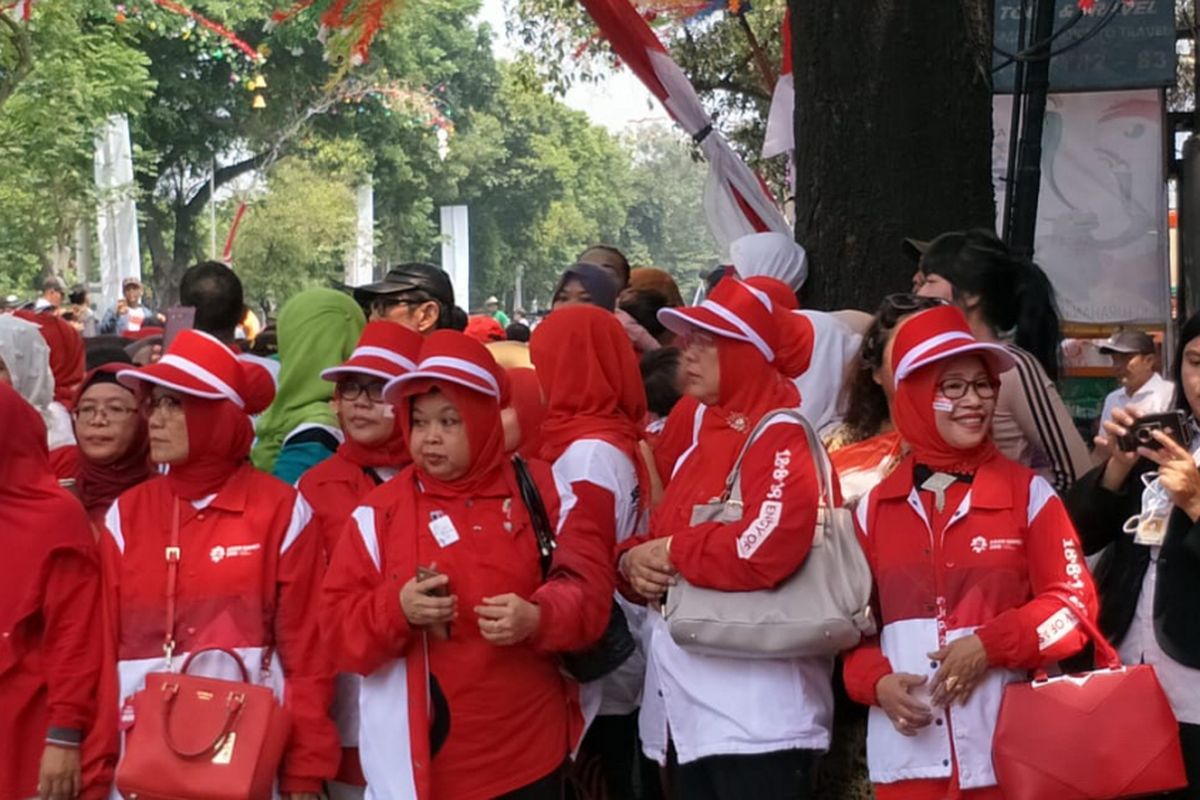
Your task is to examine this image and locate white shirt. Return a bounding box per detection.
[793,310,863,432]
[1099,372,1175,429]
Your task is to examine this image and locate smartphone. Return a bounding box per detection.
[416,565,449,597]
[162,305,196,350]
[1117,410,1191,452]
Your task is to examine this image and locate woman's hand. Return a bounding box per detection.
[1140,431,1200,522]
[399,572,457,639]
[38,744,81,800]
[476,594,540,645]
[928,635,989,707]
[876,673,933,737]
[1096,405,1141,491]
[619,539,676,601]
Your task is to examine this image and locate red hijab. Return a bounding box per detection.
[73,363,152,517]
[164,396,256,500]
[0,382,94,635]
[891,357,1000,474]
[15,310,85,408]
[531,304,649,504]
[506,367,545,460]
[338,407,410,470]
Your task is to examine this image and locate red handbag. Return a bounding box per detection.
[115,500,291,800]
[992,599,1187,800]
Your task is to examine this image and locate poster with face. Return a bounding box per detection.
[993,90,1168,324]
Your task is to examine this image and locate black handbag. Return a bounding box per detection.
[512,456,636,683]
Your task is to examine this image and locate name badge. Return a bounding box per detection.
[429,515,460,548]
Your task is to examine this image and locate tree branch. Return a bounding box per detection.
[690,76,771,102]
[182,151,271,217]
[0,12,34,111]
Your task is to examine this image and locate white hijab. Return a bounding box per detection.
[0,315,73,449]
[730,231,808,291]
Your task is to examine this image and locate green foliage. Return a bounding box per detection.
[232,157,356,308]
[0,0,151,293]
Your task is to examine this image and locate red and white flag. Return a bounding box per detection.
[579,0,791,250]
[762,9,792,159]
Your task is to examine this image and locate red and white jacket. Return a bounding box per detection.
[100,466,339,795]
[321,459,615,800]
[620,412,835,765]
[843,455,1097,791]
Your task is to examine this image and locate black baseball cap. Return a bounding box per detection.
[352,262,455,308]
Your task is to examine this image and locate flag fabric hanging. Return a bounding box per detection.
[578,0,791,251]
[762,8,792,159]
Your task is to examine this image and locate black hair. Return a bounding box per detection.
[1173,312,1200,416]
[179,261,244,342]
[448,305,468,332]
[842,294,945,442]
[619,289,669,342]
[579,244,631,288]
[920,229,1062,380]
[640,346,682,419]
[505,322,531,342]
[69,285,88,305]
[84,336,134,371]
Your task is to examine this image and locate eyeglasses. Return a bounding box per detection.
[679,330,716,349]
[936,377,998,401]
[74,402,139,423]
[336,378,386,403]
[370,294,428,317]
[147,395,184,415]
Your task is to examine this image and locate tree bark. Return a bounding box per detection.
[791,0,996,310]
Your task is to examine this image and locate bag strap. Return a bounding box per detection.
[722,408,837,514]
[512,456,556,579]
[1041,586,1121,674]
[163,498,181,667]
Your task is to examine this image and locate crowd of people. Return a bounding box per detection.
[2,229,1199,800]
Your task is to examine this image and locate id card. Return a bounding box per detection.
[429,515,460,548]
[1134,512,1169,547]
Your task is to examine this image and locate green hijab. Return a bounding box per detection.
[251,288,365,472]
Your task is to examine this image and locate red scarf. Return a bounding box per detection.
[652,337,804,535]
[164,396,254,500]
[531,305,650,506]
[892,361,999,474]
[14,310,85,408]
[74,365,151,517]
[0,383,94,636]
[507,367,546,460]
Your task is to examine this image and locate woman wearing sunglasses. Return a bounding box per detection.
[843,305,1097,800]
[297,321,423,799]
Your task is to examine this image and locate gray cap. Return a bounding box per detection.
[1099,330,1155,355]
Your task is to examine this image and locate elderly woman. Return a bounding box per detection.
[617,278,830,799]
[843,304,1098,800]
[103,330,338,798]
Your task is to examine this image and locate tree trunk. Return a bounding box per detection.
[791,0,996,311]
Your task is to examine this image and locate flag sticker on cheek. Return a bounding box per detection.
[932,394,954,412]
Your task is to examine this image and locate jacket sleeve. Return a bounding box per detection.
[667,421,821,591]
[532,479,617,653]
[976,479,1098,669]
[841,494,891,706]
[321,505,413,676]
[652,397,700,488]
[1063,461,1138,557]
[41,547,103,744]
[273,495,339,793]
[1001,353,1092,494]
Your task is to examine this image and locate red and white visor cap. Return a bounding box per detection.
[657,278,778,362]
[383,330,508,403]
[117,329,275,414]
[890,304,1015,388]
[321,320,422,384]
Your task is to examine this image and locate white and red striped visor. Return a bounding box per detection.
[890,304,1015,387]
[321,320,422,384]
[383,330,505,402]
[657,278,778,362]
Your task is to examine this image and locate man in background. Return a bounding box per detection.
[484,295,510,327]
[352,262,455,334]
[179,261,244,346]
[32,276,65,312]
[1097,330,1175,432]
[100,278,162,334]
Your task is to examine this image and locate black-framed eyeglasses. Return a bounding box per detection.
[336,378,386,403]
[73,402,139,423]
[936,377,998,401]
[370,294,429,317]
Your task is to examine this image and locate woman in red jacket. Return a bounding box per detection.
[843,304,1098,800]
[0,382,108,800]
[321,331,615,800]
[296,320,422,798]
[618,278,830,799]
[102,329,338,798]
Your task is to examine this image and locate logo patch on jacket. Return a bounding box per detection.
[969,535,1024,554]
[209,543,262,563]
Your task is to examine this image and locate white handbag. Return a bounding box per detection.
[663,408,876,658]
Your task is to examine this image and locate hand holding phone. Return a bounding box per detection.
[402,565,455,640]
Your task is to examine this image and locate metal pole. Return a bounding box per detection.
[1001,0,1031,242]
[209,156,217,260]
[1006,0,1058,262]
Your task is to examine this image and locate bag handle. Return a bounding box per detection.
[1036,587,1121,678]
[512,456,556,579]
[160,681,246,760]
[722,408,837,513]
[178,646,253,683]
